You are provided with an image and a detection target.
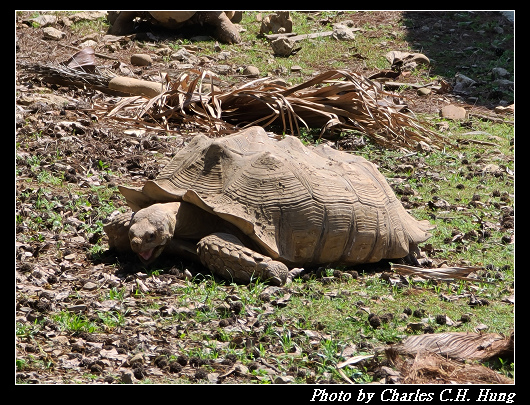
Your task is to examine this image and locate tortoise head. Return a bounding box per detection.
[128,202,180,264]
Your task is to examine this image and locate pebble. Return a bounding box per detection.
[417,87,431,96]
[130,54,152,66]
[274,375,295,384]
[42,27,65,40]
[82,281,98,291]
[243,65,260,77]
[440,104,467,120]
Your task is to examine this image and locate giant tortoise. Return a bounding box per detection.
[103,126,433,285]
[107,11,242,44]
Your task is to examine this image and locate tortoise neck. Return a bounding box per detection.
[174,202,221,240]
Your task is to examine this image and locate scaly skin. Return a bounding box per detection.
[197,232,288,286]
[128,202,180,264]
[103,203,288,285]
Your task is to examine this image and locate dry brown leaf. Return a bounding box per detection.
[100,68,448,151]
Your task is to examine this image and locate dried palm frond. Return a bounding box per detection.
[102,68,448,150]
[18,60,120,94]
[390,263,490,283]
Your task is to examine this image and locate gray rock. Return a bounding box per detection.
[70,11,108,22]
[493,79,514,90]
[332,24,356,40]
[42,27,65,40]
[491,67,510,79]
[83,281,98,291]
[171,48,195,63]
[271,37,296,56]
[274,375,295,384]
[453,73,476,93]
[27,15,57,27]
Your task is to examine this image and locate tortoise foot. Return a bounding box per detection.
[103,210,134,252]
[198,232,288,285]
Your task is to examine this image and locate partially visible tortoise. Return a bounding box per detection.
[103,126,433,285]
[107,11,242,44]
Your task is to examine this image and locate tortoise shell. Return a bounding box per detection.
[118,126,433,266]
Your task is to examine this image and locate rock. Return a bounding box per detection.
[171,48,196,63]
[69,11,108,22]
[199,83,221,94]
[270,37,297,56]
[27,15,57,27]
[332,24,356,40]
[491,67,510,79]
[42,27,65,40]
[78,40,98,49]
[274,375,295,384]
[207,372,219,383]
[108,76,163,98]
[130,54,152,66]
[83,281,98,291]
[440,104,467,120]
[416,141,432,153]
[128,353,144,366]
[453,73,476,93]
[291,65,302,72]
[494,104,514,114]
[260,12,293,35]
[492,79,514,90]
[242,65,260,77]
[417,88,431,96]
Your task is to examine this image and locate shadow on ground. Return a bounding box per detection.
[401,11,514,109]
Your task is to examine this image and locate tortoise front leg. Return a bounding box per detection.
[103,210,134,253]
[197,232,288,286]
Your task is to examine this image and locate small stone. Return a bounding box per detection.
[42,27,65,40]
[491,67,510,79]
[274,375,295,384]
[417,87,431,96]
[243,65,260,77]
[207,372,219,383]
[28,15,57,27]
[128,353,144,366]
[332,24,356,40]
[475,323,489,332]
[83,281,98,291]
[416,141,432,153]
[130,54,152,66]
[440,104,467,120]
[270,37,296,56]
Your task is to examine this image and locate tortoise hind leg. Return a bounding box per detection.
[195,11,241,44]
[197,232,288,286]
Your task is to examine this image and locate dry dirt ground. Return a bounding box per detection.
[15,11,514,385]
